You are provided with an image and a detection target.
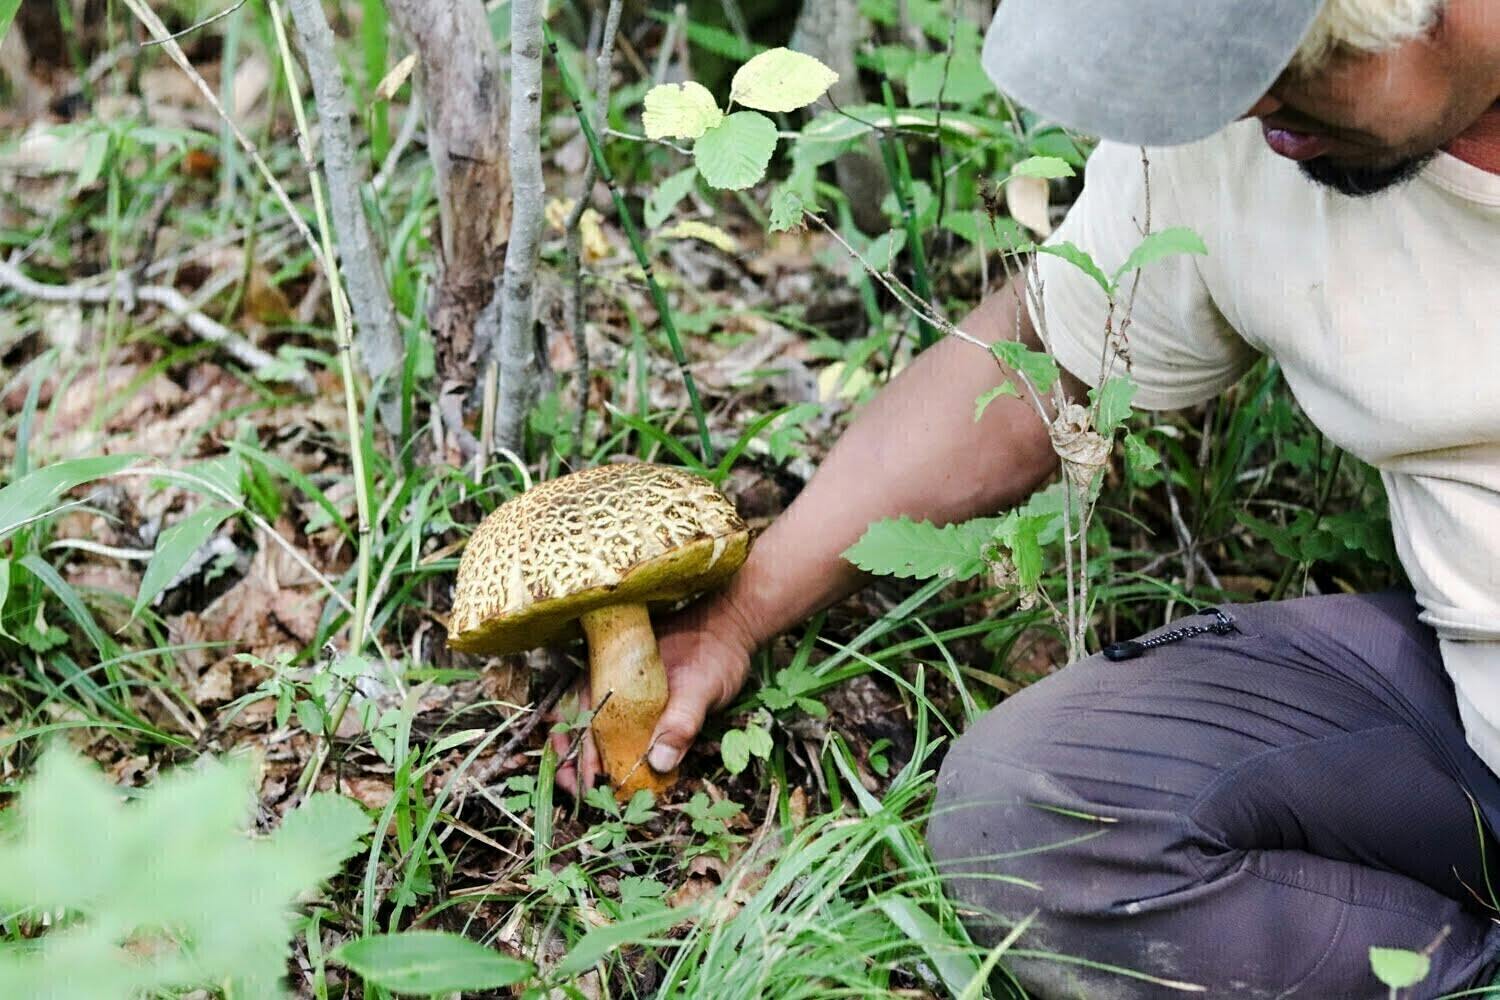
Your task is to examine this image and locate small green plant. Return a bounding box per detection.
[582,786,658,851]
[680,791,746,862]
[0,746,370,998]
[641,47,838,191]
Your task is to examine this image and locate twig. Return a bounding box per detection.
[372,94,423,195]
[494,0,546,453]
[0,256,314,394]
[285,0,405,414]
[562,0,626,459]
[141,0,250,46]
[467,669,573,788]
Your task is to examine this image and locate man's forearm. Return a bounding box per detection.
[718,281,1066,648]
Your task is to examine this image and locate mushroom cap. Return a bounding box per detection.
[447,463,750,655]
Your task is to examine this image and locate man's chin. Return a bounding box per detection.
[1298,153,1436,197]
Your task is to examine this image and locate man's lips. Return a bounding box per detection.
[1261,122,1333,161]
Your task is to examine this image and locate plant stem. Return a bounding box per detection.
[562,0,626,459]
[545,23,716,464]
[267,0,375,793]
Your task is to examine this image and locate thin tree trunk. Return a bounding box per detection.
[387,0,510,406]
[493,0,545,452]
[285,0,403,417]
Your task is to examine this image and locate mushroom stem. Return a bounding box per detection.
[579,603,676,799]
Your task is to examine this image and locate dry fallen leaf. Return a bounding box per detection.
[1005,174,1053,237]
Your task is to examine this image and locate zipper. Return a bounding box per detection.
[1102,608,1238,662]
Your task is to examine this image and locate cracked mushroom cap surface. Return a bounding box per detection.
[447,463,750,655]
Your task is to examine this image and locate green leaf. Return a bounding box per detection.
[973,381,1020,422]
[694,111,778,190]
[1032,241,1113,295]
[643,165,700,229]
[990,340,1061,394]
[744,724,773,760]
[1123,432,1161,474]
[333,932,532,995]
[559,908,689,977]
[1090,377,1137,436]
[730,47,838,113]
[1369,947,1430,990]
[1011,155,1075,179]
[0,454,138,542]
[877,897,979,997]
[0,0,22,47]
[768,185,809,232]
[939,211,1028,252]
[843,516,1003,582]
[130,505,236,621]
[721,728,750,775]
[904,50,993,105]
[641,81,723,140]
[0,747,366,998]
[1114,226,1208,282]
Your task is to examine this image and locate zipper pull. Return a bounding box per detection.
[1103,639,1146,662]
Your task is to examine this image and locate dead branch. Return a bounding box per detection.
[0,257,315,394]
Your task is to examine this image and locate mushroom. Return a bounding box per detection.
[448,463,749,798]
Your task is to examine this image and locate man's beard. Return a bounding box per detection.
[1299,152,1436,197]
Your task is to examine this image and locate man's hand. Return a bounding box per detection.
[550,593,759,797]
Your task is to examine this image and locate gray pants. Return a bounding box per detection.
[930,592,1500,999]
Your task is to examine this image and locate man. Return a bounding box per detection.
[556,0,1500,994]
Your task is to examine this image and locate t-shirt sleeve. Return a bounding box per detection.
[1032,140,1257,410]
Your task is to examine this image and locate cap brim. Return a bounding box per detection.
[983,0,1325,146]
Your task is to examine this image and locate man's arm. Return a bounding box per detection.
[556,279,1081,790]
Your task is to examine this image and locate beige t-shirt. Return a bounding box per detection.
[1038,121,1500,774]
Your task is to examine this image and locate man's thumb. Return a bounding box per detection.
[648,695,709,773]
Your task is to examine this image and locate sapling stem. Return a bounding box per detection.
[545,23,716,464]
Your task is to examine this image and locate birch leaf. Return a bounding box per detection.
[694,111,777,190]
[642,81,723,141]
[730,48,838,113]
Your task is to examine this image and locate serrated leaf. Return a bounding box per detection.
[642,81,723,140]
[333,932,532,994]
[721,728,750,775]
[1031,241,1113,295]
[974,381,1020,422]
[130,504,236,621]
[843,516,1003,582]
[769,185,808,232]
[1090,377,1137,436]
[1123,432,1161,473]
[1369,947,1430,990]
[657,219,740,254]
[1114,226,1208,281]
[644,165,700,229]
[0,454,138,542]
[730,47,838,113]
[990,340,1061,394]
[1011,155,1075,179]
[693,111,778,190]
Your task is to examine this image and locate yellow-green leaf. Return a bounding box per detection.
[730,47,839,113]
[641,81,723,140]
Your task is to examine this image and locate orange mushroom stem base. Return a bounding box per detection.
[579,603,677,800]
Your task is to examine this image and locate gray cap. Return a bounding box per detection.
[982,0,1325,146]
